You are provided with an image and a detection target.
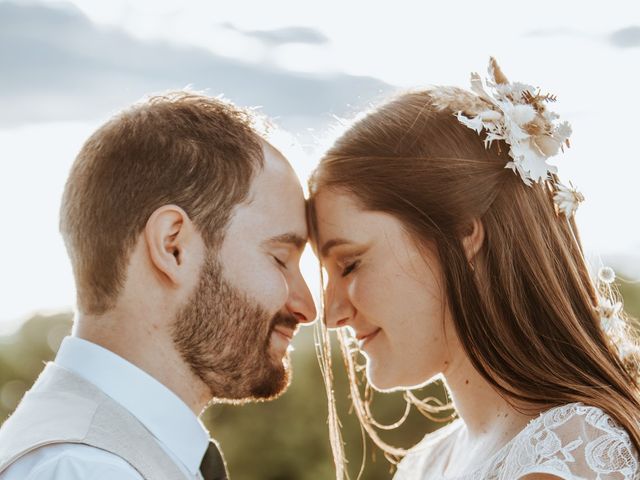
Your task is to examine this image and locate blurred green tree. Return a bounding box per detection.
[1,266,639,479]
[0,314,441,479]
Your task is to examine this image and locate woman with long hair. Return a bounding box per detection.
[308,58,640,479]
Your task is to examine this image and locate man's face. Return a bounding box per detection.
[171,142,316,403]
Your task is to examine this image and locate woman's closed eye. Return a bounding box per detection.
[341,260,360,277]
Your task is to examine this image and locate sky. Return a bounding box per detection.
[1,0,639,329]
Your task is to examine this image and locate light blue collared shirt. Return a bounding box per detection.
[1,336,210,480]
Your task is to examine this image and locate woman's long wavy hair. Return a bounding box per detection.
[308,89,640,475]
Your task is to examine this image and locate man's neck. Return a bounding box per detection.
[73,312,211,416]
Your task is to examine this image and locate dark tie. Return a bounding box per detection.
[200,440,228,480]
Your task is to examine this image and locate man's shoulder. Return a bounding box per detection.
[0,443,143,480]
[0,374,101,464]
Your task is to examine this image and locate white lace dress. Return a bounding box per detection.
[393,403,638,479]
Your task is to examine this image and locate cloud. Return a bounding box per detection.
[609,26,640,48]
[524,25,640,49]
[221,22,329,46]
[0,2,392,131]
[524,27,581,38]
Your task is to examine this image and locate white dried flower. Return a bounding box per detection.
[598,266,616,284]
[553,182,584,217]
[617,341,640,360]
[511,141,558,184]
[534,135,563,157]
[598,297,624,333]
[554,121,572,142]
[503,103,537,127]
[437,58,572,187]
[479,110,502,122]
[598,297,622,318]
[456,112,484,134]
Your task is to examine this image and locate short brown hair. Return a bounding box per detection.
[60,91,264,315]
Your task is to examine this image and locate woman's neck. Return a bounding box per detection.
[442,347,540,447]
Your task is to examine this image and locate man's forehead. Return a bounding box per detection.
[261,140,294,176]
[262,140,285,160]
[221,139,307,244]
[231,191,308,249]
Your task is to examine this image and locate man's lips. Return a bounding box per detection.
[273,326,296,341]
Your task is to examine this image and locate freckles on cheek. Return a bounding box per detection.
[351,274,396,322]
[349,276,373,312]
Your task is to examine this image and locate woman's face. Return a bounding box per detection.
[313,189,457,391]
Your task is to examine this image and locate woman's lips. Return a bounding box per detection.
[357,328,381,349]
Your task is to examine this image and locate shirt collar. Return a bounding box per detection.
[55,335,210,476]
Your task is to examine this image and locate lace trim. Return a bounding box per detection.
[395,402,639,480]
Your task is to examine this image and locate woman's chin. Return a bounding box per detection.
[366,362,432,392]
[366,365,407,392]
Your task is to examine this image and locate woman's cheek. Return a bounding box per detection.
[338,261,396,322]
[349,272,378,314]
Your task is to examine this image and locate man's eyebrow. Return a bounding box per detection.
[320,238,352,258]
[265,233,307,250]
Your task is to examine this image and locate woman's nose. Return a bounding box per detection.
[324,279,352,329]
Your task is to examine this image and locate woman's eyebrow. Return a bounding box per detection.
[320,238,352,258]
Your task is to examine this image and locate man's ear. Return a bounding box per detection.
[144,205,203,286]
[461,218,485,263]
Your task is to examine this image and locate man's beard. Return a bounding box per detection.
[171,254,299,404]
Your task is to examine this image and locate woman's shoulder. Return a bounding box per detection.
[409,418,465,452]
[521,402,634,446]
[394,404,639,480]
[501,402,639,479]
[393,419,464,478]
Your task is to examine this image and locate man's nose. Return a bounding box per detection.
[287,274,317,324]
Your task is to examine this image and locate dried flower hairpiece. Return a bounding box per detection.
[594,266,640,363]
[431,57,583,217]
[432,60,639,363]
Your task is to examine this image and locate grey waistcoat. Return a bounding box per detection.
[0,362,190,479]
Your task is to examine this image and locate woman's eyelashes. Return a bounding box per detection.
[341,259,360,277]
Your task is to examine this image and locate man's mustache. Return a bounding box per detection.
[269,311,299,333]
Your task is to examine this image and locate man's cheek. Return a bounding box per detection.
[252,269,288,313]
